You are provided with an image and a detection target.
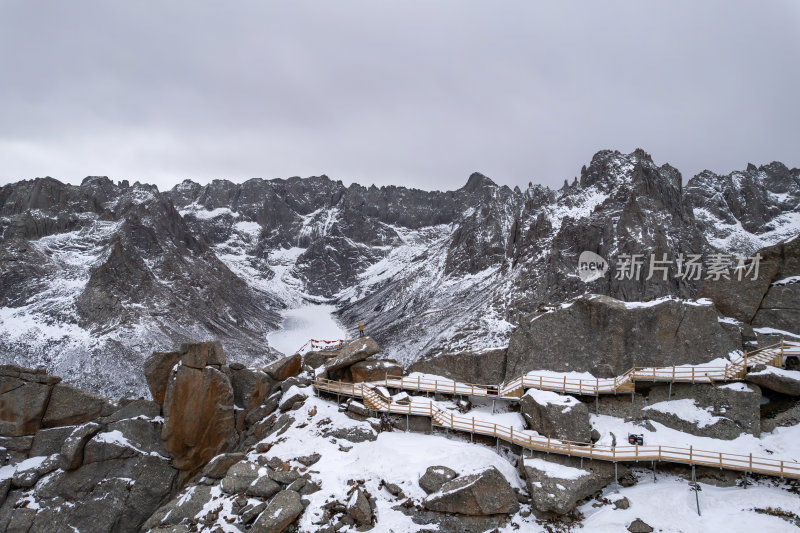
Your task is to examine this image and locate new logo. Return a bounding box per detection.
[578,251,608,282]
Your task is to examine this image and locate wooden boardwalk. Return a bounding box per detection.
[314,379,800,480]
[364,341,794,399]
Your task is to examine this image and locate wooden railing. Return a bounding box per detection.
[366,341,795,399]
[315,378,800,479]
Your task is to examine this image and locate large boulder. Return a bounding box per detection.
[230,367,274,410]
[505,294,741,379]
[700,237,800,325]
[349,358,402,383]
[519,389,590,442]
[144,351,182,404]
[523,456,617,514]
[0,366,60,436]
[409,348,507,385]
[746,364,800,396]
[161,353,237,473]
[317,337,381,379]
[251,490,303,532]
[418,465,458,493]
[644,382,761,438]
[41,384,115,427]
[422,466,519,516]
[264,354,302,381]
[180,341,226,368]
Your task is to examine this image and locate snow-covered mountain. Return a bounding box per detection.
[1,149,798,396]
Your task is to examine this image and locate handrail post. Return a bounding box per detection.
[689,445,693,463]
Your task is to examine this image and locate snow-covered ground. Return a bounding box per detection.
[237,388,800,532]
[266,303,346,356]
[578,474,800,533]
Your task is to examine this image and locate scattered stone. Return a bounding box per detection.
[270,467,300,485]
[422,466,519,516]
[382,481,403,497]
[11,454,60,488]
[347,488,373,526]
[201,452,246,479]
[323,425,378,443]
[279,386,308,411]
[221,461,261,494]
[418,465,458,494]
[247,476,281,499]
[296,453,321,466]
[614,497,630,510]
[628,518,654,532]
[242,502,267,524]
[251,490,304,533]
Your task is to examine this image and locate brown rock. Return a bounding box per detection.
[0,374,53,436]
[230,368,274,410]
[264,354,301,381]
[144,351,182,404]
[181,341,226,369]
[161,365,236,473]
[318,337,381,379]
[422,466,519,516]
[41,384,115,428]
[349,359,403,383]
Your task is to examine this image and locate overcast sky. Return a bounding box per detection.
[1,1,799,191]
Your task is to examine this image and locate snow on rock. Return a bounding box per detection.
[643,399,724,429]
[523,458,588,480]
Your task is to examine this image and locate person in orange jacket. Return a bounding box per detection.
[358,321,365,338]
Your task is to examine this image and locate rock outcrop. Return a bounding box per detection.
[0,366,61,436]
[746,365,800,396]
[317,337,381,379]
[161,345,237,474]
[523,456,617,514]
[408,348,507,385]
[0,365,178,532]
[519,389,591,442]
[349,358,403,383]
[700,236,800,332]
[422,466,519,516]
[644,382,761,439]
[505,294,741,379]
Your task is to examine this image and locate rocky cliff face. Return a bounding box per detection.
[1,149,798,395]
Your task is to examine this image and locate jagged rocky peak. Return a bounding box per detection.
[461,171,498,193]
[686,161,800,253]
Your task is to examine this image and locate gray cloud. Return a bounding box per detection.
[1,1,799,191]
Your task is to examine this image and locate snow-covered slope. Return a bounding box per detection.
[1,150,798,394]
